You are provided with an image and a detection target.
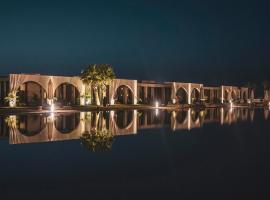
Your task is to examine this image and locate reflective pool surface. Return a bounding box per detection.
[0,108,270,199]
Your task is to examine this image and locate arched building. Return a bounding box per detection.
[0,73,255,107]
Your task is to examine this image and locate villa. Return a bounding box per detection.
[0,73,256,108]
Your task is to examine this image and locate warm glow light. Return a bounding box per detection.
[155,108,159,116]
[86,98,91,105]
[229,100,233,108]
[50,104,55,112]
[9,99,16,108]
[155,101,159,108]
[47,113,55,123]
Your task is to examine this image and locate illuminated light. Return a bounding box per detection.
[172,111,176,118]
[155,101,159,108]
[172,98,176,104]
[47,113,55,123]
[110,99,115,105]
[229,99,233,108]
[155,108,159,116]
[199,111,205,117]
[85,98,91,105]
[50,104,55,112]
[9,98,16,108]
[247,99,251,104]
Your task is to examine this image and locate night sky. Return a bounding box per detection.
[0,0,269,87]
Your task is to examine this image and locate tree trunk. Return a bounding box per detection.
[99,87,103,106]
[94,89,100,106]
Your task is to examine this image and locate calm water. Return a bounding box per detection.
[0,108,270,199]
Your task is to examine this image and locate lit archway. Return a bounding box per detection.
[176,87,188,104]
[191,88,200,103]
[54,83,80,106]
[114,85,133,104]
[17,81,47,106]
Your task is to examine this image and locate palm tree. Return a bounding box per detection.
[80,64,116,106]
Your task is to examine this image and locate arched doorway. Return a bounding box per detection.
[17,114,46,136]
[191,88,200,103]
[176,87,188,104]
[54,113,80,134]
[114,85,133,104]
[17,81,46,106]
[54,83,80,106]
[114,110,133,129]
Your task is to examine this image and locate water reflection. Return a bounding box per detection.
[0,108,269,147]
[81,129,113,152]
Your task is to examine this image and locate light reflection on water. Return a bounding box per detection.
[0,108,269,147]
[0,108,270,199]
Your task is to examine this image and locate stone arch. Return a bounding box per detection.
[17,81,47,106]
[176,87,188,104]
[54,82,80,105]
[109,79,137,105]
[191,88,200,103]
[114,85,134,104]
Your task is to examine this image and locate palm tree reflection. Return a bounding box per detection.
[80,129,113,152]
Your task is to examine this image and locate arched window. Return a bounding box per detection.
[17,81,47,106]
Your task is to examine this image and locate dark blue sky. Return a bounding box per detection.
[0,0,269,86]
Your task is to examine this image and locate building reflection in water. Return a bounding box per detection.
[0,108,269,147]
